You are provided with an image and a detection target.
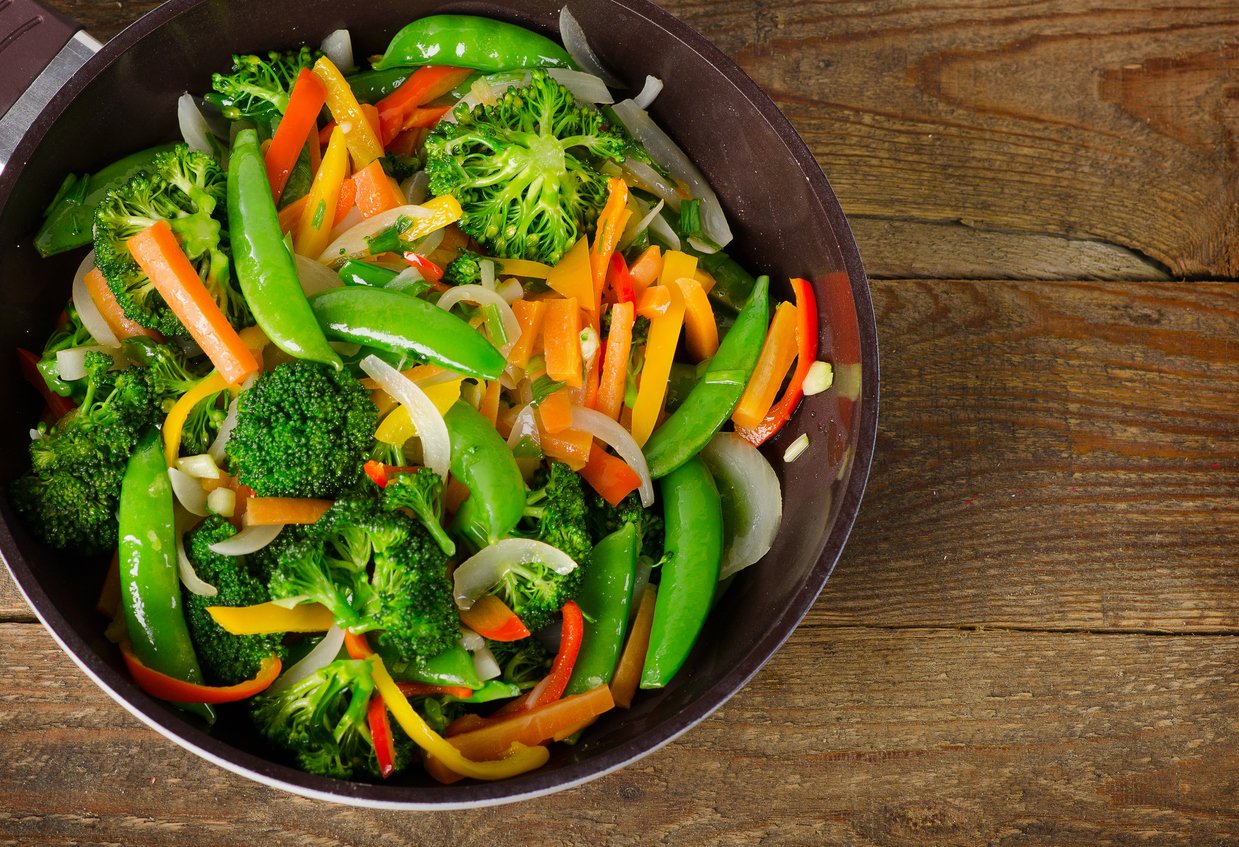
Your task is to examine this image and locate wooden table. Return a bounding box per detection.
[3,1,1237,843]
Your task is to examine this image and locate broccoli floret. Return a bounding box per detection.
[268,494,458,665]
[209,46,317,121]
[10,351,158,553]
[489,637,553,691]
[226,361,377,499]
[381,468,456,556]
[442,249,485,286]
[93,145,247,336]
[35,304,95,401]
[586,489,664,565]
[251,657,409,779]
[183,516,286,685]
[424,69,628,266]
[491,461,593,632]
[123,336,229,456]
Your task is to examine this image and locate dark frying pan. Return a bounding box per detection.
[0,0,878,808]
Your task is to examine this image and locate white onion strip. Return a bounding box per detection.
[208,395,240,464]
[168,467,209,516]
[295,254,343,296]
[316,204,435,263]
[472,642,502,681]
[267,626,345,695]
[70,251,121,349]
[453,538,580,609]
[208,523,283,556]
[570,407,653,507]
[559,7,625,88]
[700,432,783,578]
[177,93,214,155]
[435,284,521,353]
[546,67,614,104]
[320,29,354,71]
[505,404,541,450]
[55,346,107,382]
[630,198,666,240]
[633,75,664,109]
[621,159,681,211]
[176,529,218,597]
[359,355,451,479]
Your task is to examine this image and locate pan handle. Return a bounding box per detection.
[0,0,100,171]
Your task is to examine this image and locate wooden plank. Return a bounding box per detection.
[2,620,1238,844]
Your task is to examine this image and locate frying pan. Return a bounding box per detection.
[0,0,878,808]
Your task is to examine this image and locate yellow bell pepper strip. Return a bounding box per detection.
[313,55,384,171]
[120,640,281,704]
[369,653,551,781]
[676,276,718,360]
[373,374,465,444]
[658,249,697,295]
[207,601,336,635]
[736,277,820,445]
[731,300,798,430]
[163,370,232,465]
[497,257,553,279]
[630,281,685,446]
[295,125,349,258]
[542,297,583,387]
[610,584,657,708]
[244,496,334,526]
[589,178,632,313]
[545,236,593,306]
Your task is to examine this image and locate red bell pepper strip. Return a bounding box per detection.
[344,630,374,660]
[606,252,636,304]
[459,594,531,642]
[736,277,819,446]
[503,601,584,714]
[119,640,281,704]
[265,68,327,203]
[16,347,76,421]
[367,694,398,778]
[376,66,473,145]
[403,252,444,284]
[363,460,418,488]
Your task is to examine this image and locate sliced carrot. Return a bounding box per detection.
[537,387,574,434]
[480,377,501,427]
[635,285,671,319]
[126,221,258,385]
[595,301,634,420]
[542,297,582,388]
[294,125,349,259]
[507,299,547,370]
[628,245,663,297]
[244,496,333,526]
[353,159,405,218]
[82,267,161,341]
[579,445,642,506]
[538,426,593,470]
[458,594,530,642]
[732,301,799,429]
[399,104,451,130]
[545,237,593,307]
[265,68,327,203]
[334,173,358,223]
[610,584,657,708]
[277,194,309,235]
[630,282,685,447]
[676,276,719,360]
[589,178,632,313]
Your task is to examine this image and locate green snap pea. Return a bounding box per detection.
[444,400,526,550]
[685,244,760,316]
[642,276,770,478]
[337,259,399,287]
[117,429,214,722]
[310,286,506,380]
[34,144,178,257]
[640,456,723,689]
[455,679,522,703]
[565,524,638,696]
[373,14,576,73]
[377,640,483,689]
[345,67,414,103]
[227,129,342,370]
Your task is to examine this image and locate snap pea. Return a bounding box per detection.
[373,14,576,73]
[227,129,342,369]
[565,524,637,696]
[345,67,414,103]
[643,275,769,478]
[377,639,483,689]
[337,259,399,287]
[117,429,214,722]
[34,144,177,257]
[640,456,723,689]
[444,400,526,550]
[310,286,506,380]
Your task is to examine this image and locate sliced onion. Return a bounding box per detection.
[177,453,221,479]
[453,538,580,609]
[479,259,496,291]
[435,284,521,353]
[207,487,236,518]
[208,523,283,556]
[783,433,810,463]
[316,204,435,263]
[459,627,485,652]
[56,345,107,382]
[472,642,502,681]
[268,626,346,695]
[570,407,653,507]
[359,355,450,479]
[621,159,681,211]
[611,99,733,249]
[505,404,541,450]
[633,75,664,109]
[169,467,209,516]
[320,29,354,71]
[176,522,218,597]
[177,93,214,155]
[447,71,528,119]
[401,171,429,205]
[70,251,121,349]
[630,197,666,241]
[546,67,614,104]
[804,361,834,395]
[647,207,681,252]
[295,254,343,296]
[208,394,240,465]
[559,7,624,88]
[385,266,426,294]
[496,278,524,304]
[700,432,782,578]
[328,204,365,243]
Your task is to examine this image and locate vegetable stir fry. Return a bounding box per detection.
[14,10,833,784]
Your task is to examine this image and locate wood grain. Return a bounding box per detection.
[4,621,1239,846]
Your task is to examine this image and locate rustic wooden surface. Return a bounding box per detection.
[3,0,1238,844]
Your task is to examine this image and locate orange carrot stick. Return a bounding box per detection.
[277,195,309,235]
[627,246,663,297]
[579,445,641,506]
[244,497,334,526]
[543,297,583,388]
[676,276,718,360]
[635,285,671,319]
[595,300,634,420]
[589,178,631,313]
[537,387,574,434]
[82,267,161,341]
[353,160,406,218]
[508,299,547,370]
[538,426,592,470]
[732,301,799,429]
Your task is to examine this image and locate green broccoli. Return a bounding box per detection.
[489,637,553,691]
[442,249,486,286]
[381,468,456,556]
[226,360,377,499]
[424,69,628,266]
[586,489,664,565]
[123,336,228,455]
[35,303,94,402]
[491,461,593,632]
[92,144,248,336]
[209,46,317,121]
[183,516,286,685]
[251,656,411,779]
[268,494,458,665]
[10,351,158,553]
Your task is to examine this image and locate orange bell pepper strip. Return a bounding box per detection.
[126,221,259,386]
[579,445,642,506]
[732,301,798,429]
[537,387,574,434]
[589,178,632,312]
[542,297,583,387]
[334,174,358,223]
[736,278,819,444]
[635,284,671,319]
[82,267,161,341]
[244,496,334,526]
[610,584,657,709]
[265,68,327,203]
[294,124,349,259]
[507,299,547,369]
[630,281,685,446]
[207,601,336,635]
[376,65,473,144]
[120,640,281,704]
[313,56,384,170]
[277,195,308,235]
[676,276,719,360]
[595,300,633,420]
[627,245,662,297]
[352,159,405,218]
[459,594,531,642]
